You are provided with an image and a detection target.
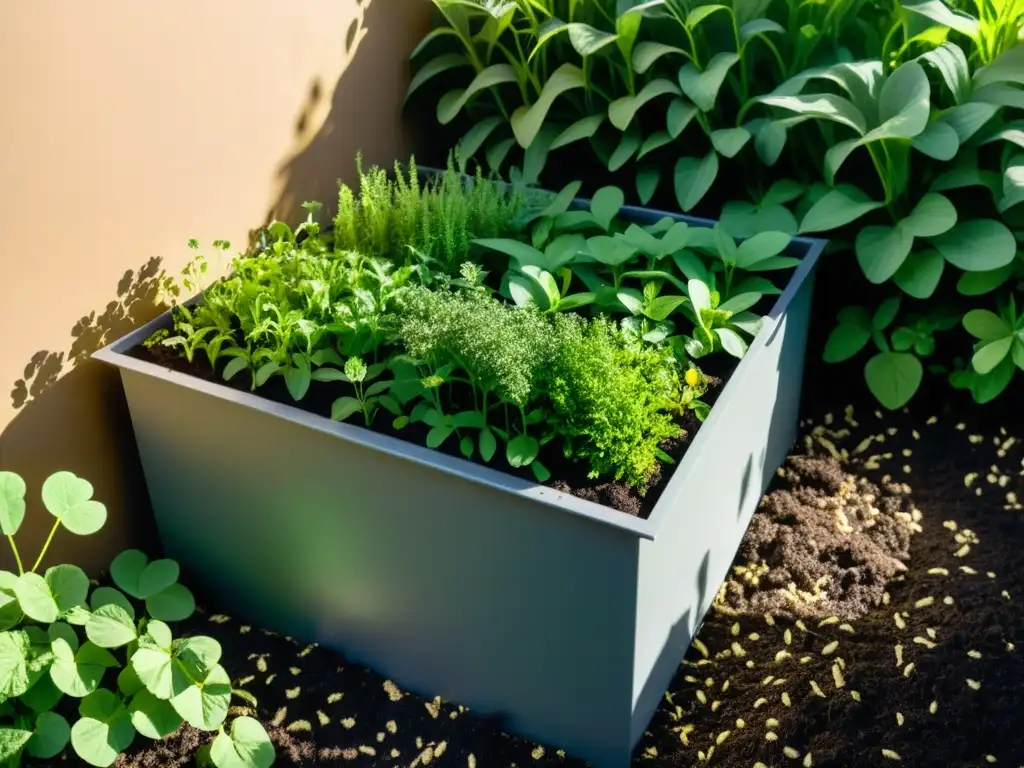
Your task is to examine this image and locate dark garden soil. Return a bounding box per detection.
[62,369,1020,768]
[130,342,731,518]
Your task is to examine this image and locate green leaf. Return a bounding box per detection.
[930,219,1017,271]
[957,265,1014,295]
[688,279,712,314]
[873,296,902,330]
[798,185,884,234]
[0,726,33,762]
[718,293,762,313]
[637,130,674,160]
[26,711,70,759]
[636,167,660,204]
[710,127,751,158]
[752,120,787,165]
[479,429,497,463]
[901,193,957,237]
[18,672,62,712]
[760,93,867,134]
[674,152,719,212]
[739,18,785,42]
[89,587,135,620]
[716,327,749,358]
[405,53,471,104]
[591,186,625,231]
[506,434,540,468]
[667,98,698,138]
[919,43,971,104]
[50,638,119,698]
[912,120,959,160]
[170,663,232,730]
[330,396,362,422]
[633,41,688,74]
[71,688,135,767]
[647,295,689,321]
[15,566,87,624]
[486,138,515,172]
[865,352,924,410]
[136,560,180,600]
[941,102,1000,143]
[437,64,518,125]
[963,309,1010,340]
[145,583,196,623]
[0,631,51,701]
[129,688,183,739]
[0,472,26,536]
[110,550,151,599]
[609,78,680,130]
[972,42,1024,89]
[902,0,979,39]
[855,225,914,284]
[587,236,637,265]
[608,124,643,171]
[823,323,872,363]
[565,22,618,56]
[456,115,505,161]
[41,471,106,536]
[549,114,605,150]
[426,425,454,449]
[893,250,945,298]
[510,64,585,148]
[678,53,740,112]
[735,231,791,268]
[209,716,275,768]
[972,337,1013,374]
[85,604,137,649]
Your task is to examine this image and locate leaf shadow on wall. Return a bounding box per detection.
[257,0,431,239]
[2,258,166,574]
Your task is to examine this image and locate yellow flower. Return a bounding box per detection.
[685,369,700,388]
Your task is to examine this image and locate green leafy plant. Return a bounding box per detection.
[0,471,274,768]
[951,291,1024,400]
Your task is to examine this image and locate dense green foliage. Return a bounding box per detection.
[150,159,792,487]
[407,0,1024,409]
[0,471,273,768]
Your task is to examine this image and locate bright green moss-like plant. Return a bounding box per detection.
[545,314,683,488]
[0,471,273,768]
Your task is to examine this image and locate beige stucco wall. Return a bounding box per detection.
[0,0,430,574]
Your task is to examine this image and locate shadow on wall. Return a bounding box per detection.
[1,0,430,576]
[1,259,167,574]
[262,0,430,232]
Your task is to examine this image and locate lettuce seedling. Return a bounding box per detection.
[0,471,273,768]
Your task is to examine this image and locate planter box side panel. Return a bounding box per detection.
[118,369,640,767]
[629,268,816,745]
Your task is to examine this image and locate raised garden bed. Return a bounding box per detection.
[95,163,824,768]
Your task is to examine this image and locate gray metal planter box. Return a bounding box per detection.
[95,200,824,768]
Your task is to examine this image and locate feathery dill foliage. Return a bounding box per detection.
[397,287,552,407]
[545,315,682,488]
[332,154,522,272]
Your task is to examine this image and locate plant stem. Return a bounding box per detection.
[6,535,24,575]
[30,520,62,573]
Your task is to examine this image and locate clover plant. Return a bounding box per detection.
[0,471,274,768]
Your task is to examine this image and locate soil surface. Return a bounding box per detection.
[131,342,730,518]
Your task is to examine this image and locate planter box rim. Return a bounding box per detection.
[94,195,826,542]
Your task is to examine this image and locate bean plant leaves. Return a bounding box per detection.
[550,114,605,150]
[85,604,137,649]
[633,41,688,74]
[209,716,275,768]
[26,711,70,759]
[0,727,33,761]
[41,472,106,536]
[71,689,135,767]
[901,193,957,237]
[89,587,135,620]
[972,40,1024,89]
[912,120,960,160]
[437,64,518,125]
[405,53,471,104]
[0,472,26,536]
[865,352,924,410]
[798,185,884,234]
[963,309,1010,340]
[667,98,698,138]
[609,78,680,130]
[636,167,661,204]
[957,265,1014,295]
[678,53,740,112]
[902,0,979,39]
[941,102,999,142]
[674,152,719,211]
[146,583,196,623]
[919,43,971,104]
[591,187,625,231]
[129,688,183,740]
[0,631,51,701]
[893,250,945,298]
[930,219,1017,271]
[511,64,585,148]
[15,565,89,624]
[973,337,1013,374]
[170,663,232,730]
[49,638,119,698]
[856,225,914,283]
[506,434,540,468]
[710,127,751,158]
